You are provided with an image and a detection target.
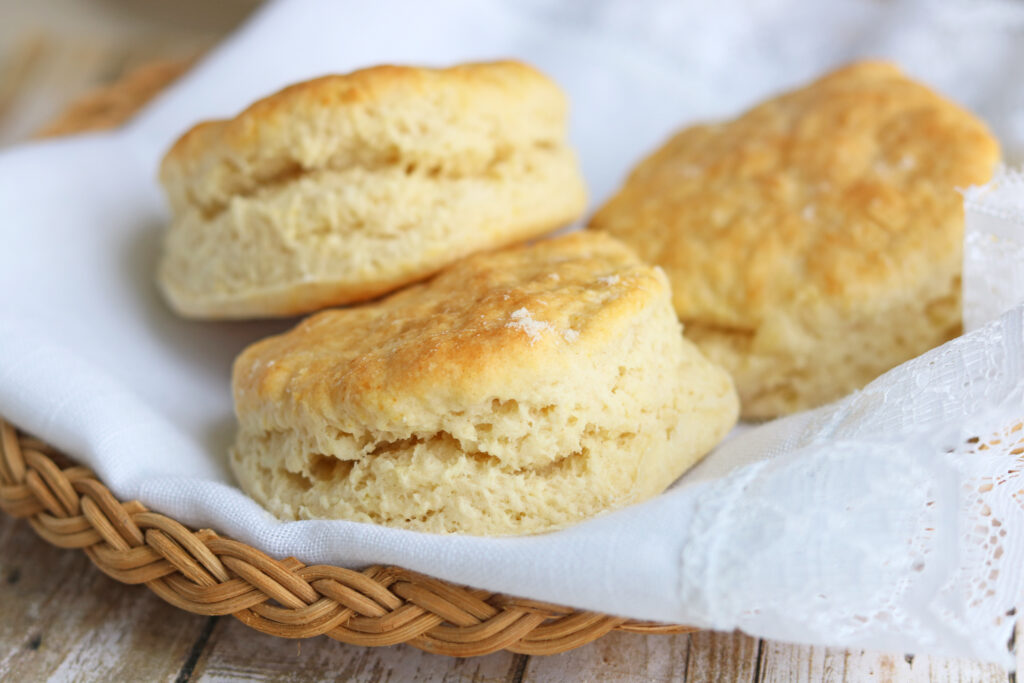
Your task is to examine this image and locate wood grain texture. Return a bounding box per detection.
[758,641,1008,683]
[187,615,523,683]
[0,1,1019,681]
[522,630,692,681]
[0,514,208,682]
[0,513,1013,683]
[0,0,247,144]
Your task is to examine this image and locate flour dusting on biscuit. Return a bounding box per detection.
[590,61,1000,418]
[229,232,738,535]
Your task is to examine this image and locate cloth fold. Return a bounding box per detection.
[2,0,1024,664]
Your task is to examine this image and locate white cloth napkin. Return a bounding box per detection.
[2,0,1024,665]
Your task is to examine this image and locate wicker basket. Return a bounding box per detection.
[0,63,695,657]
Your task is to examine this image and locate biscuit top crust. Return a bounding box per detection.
[161,61,569,215]
[234,232,667,428]
[590,61,1000,328]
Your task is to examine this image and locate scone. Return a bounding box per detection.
[589,61,1000,418]
[158,61,587,318]
[230,232,738,536]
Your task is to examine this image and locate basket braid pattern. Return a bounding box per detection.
[0,421,695,655]
[1,62,697,655]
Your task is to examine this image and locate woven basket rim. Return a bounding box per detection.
[0,419,696,656]
[0,60,695,657]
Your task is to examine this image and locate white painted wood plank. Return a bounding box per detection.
[191,615,522,683]
[2,4,1021,683]
[0,515,207,683]
[684,630,761,682]
[521,631,690,682]
[1016,620,1022,677]
[759,640,1008,683]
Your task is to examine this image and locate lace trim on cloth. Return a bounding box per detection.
[676,171,1024,666]
[965,168,1024,333]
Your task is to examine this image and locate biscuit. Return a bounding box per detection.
[158,61,587,318]
[589,61,1000,418]
[229,232,738,535]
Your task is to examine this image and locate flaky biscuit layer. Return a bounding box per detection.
[158,61,586,318]
[230,232,739,535]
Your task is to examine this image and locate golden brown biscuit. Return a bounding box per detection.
[158,61,586,318]
[229,232,738,535]
[590,61,1000,418]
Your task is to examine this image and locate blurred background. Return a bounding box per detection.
[0,0,259,144]
[4,0,1023,167]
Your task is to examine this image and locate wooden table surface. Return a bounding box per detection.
[0,2,1018,680]
[0,513,1014,682]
